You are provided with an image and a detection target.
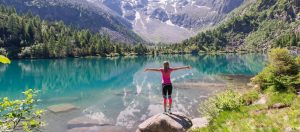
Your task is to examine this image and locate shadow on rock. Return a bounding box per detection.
[137,112,193,132]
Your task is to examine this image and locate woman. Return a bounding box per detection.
[144,61,192,113]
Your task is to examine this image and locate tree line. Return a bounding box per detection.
[0,5,149,58]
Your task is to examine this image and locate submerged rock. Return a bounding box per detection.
[137,112,192,132]
[68,125,128,132]
[67,116,128,132]
[47,103,77,113]
[67,116,102,129]
[191,117,209,129]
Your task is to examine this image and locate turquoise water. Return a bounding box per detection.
[0,54,266,131]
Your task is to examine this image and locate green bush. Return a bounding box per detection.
[0,55,10,64]
[252,48,300,92]
[0,89,44,132]
[295,56,300,67]
[268,48,298,75]
[265,86,296,107]
[242,89,260,105]
[199,89,243,118]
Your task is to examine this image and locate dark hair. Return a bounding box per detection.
[163,61,169,72]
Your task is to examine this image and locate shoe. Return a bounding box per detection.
[163,110,168,114]
[167,109,172,114]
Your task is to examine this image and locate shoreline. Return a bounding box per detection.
[7,52,266,60]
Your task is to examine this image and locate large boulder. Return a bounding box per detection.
[137,112,192,132]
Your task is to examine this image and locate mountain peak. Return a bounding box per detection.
[1,0,245,43]
[101,0,245,43]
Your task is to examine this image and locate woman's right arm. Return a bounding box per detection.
[172,66,192,71]
[144,68,161,72]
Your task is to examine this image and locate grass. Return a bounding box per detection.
[242,89,259,105]
[191,49,300,131]
[266,91,295,107]
[191,90,300,132]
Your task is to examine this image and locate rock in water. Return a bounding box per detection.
[47,103,77,113]
[67,116,100,129]
[67,116,128,132]
[137,112,192,132]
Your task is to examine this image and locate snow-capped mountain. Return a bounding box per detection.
[97,0,245,43]
[0,0,245,43]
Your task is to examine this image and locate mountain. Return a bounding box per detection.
[170,0,300,53]
[0,5,149,58]
[0,0,245,43]
[0,0,144,44]
[97,0,245,43]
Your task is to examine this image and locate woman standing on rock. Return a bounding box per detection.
[144,61,192,114]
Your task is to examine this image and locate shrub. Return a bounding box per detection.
[268,48,298,75]
[0,55,10,64]
[265,86,296,107]
[0,89,44,132]
[199,89,243,118]
[252,48,300,92]
[0,48,7,56]
[242,89,260,105]
[295,56,300,67]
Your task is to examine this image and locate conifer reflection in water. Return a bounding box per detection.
[0,54,266,131]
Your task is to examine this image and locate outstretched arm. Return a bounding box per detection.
[144,68,161,72]
[172,66,192,71]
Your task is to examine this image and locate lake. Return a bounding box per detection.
[0,54,266,131]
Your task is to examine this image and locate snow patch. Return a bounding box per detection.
[158,0,167,5]
[135,11,141,20]
[146,16,151,23]
[191,0,196,5]
[195,5,211,10]
[165,20,175,26]
[134,11,146,29]
[86,0,99,3]
[172,2,177,13]
[121,1,126,18]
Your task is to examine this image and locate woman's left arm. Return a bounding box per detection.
[172,66,192,71]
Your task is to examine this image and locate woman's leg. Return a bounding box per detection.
[162,84,168,112]
[168,97,172,110]
[163,98,167,112]
[168,85,173,111]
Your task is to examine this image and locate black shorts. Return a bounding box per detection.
[162,83,173,98]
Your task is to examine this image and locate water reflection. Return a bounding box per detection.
[0,54,266,131]
[0,57,148,98]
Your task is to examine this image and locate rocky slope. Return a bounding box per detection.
[0,0,246,43]
[98,0,245,43]
[0,0,144,44]
[175,0,300,52]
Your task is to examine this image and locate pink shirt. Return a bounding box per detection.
[160,68,174,84]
